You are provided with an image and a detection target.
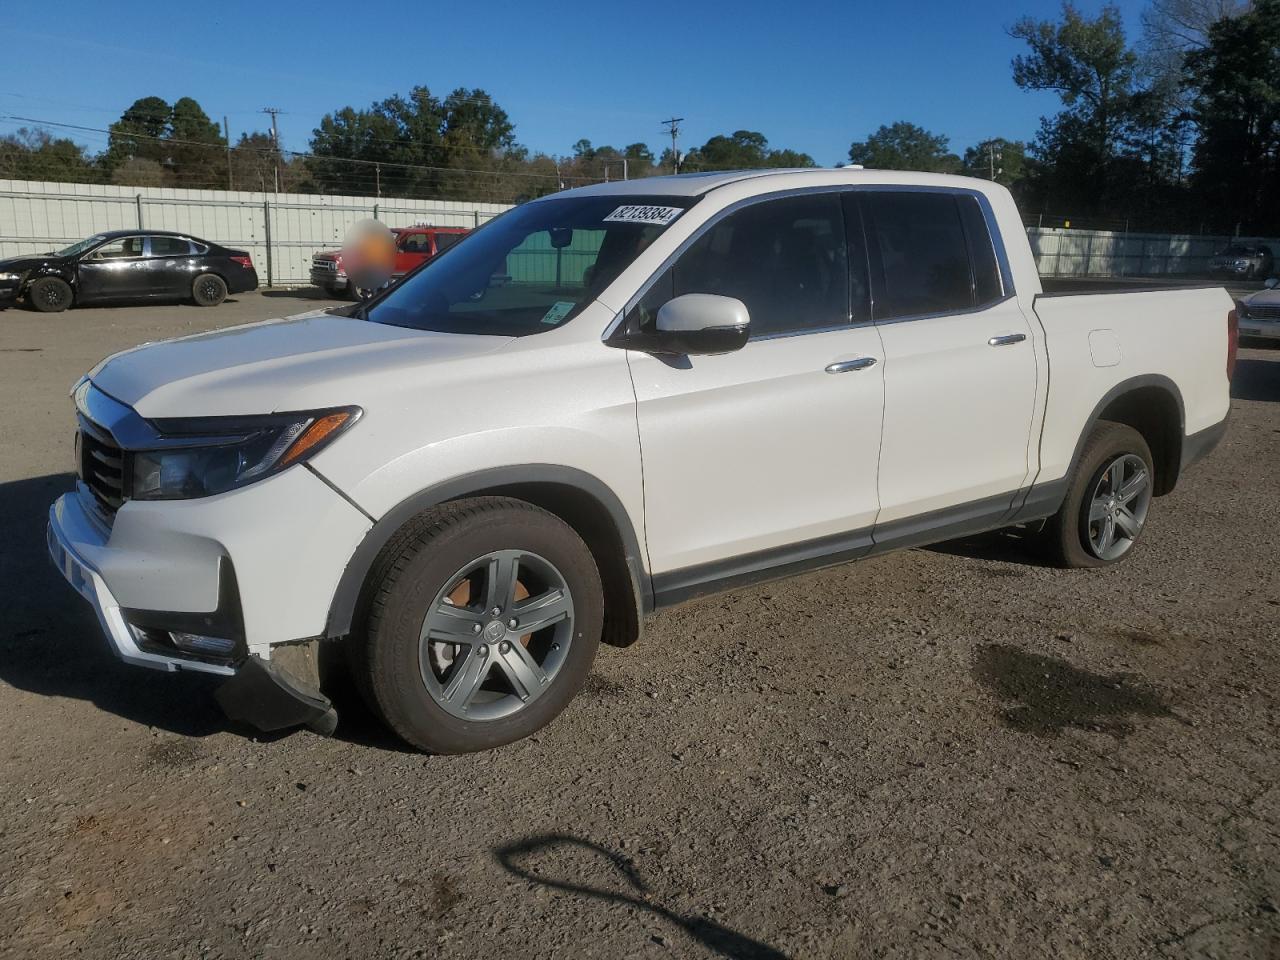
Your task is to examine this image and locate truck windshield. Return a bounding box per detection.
[364,195,698,336]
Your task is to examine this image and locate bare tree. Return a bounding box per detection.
[1141,0,1248,55]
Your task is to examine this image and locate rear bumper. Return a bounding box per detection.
[1181,416,1229,473]
[228,269,259,294]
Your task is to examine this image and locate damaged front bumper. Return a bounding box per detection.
[47,492,336,734]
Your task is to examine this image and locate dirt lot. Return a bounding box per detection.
[1,291,1277,960]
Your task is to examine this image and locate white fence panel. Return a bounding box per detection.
[0,179,513,284]
[3,179,1276,283]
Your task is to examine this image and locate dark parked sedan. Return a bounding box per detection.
[0,230,259,312]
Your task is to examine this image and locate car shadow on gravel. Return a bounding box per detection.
[495,834,786,959]
[925,527,1047,568]
[1232,356,1280,403]
[972,643,1174,738]
[0,473,231,738]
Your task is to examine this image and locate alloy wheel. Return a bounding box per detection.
[1085,453,1152,561]
[418,549,574,721]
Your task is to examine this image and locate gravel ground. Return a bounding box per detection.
[1,292,1277,960]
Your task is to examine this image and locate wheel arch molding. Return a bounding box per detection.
[324,465,650,649]
[1070,374,1186,497]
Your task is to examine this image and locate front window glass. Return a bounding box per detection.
[673,192,850,336]
[435,232,464,253]
[364,195,697,336]
[57,236,106,257]
[88,237,145,260]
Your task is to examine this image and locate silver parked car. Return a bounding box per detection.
[1238,277,1280,342]
[1210,244,1274,280]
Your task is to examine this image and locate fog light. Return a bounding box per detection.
[170,632,238,657]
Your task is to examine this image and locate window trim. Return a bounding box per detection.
[604,183,1016,342]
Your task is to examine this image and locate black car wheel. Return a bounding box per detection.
[27,277,73,313]
[192,273,228,307]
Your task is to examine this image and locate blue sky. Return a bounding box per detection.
[1,0,1148,166]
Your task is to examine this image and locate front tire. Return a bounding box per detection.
[28,277,73,313]
[192,273,228,306]
[1040,421,1155,568]
[351,497,603,753]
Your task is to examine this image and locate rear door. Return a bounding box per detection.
[626,191,886,593]
[863,190,1039,538]
[145,235,198,298]
[76,235,148,301]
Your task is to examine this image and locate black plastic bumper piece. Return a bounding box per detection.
[215,654,335,734]
[1181,415,1229,473]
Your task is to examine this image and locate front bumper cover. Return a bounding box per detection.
[48,493,336,733]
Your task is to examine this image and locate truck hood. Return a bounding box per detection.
[89,309,514,418]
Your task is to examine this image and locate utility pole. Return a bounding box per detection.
[662,117,684,174]
[987,142,1003,182]
[375,162,381,199]
[223,116,233,191]
[261,107,283,193]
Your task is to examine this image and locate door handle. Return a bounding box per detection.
[988,333,1027,346]
[825,357,878,374]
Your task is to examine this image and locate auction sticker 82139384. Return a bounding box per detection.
[602,205,684,226]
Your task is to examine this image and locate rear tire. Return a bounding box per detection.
[192,273,227,307]
[350,497,603,753]
[1039,421,1155,569]
[28,277,72,313]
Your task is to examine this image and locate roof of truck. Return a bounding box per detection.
[553,167,1001,199]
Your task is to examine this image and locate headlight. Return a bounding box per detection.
[130,407,360,500]
[0,272,22,283]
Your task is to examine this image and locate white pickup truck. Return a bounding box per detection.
[47,170,1234,753]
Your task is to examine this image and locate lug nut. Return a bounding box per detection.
[490,607,502,617]
[472,623,482,634]
[477,645,488,657]
[508,618,518,629]
[499,641,511,653]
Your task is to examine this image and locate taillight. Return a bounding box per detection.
[1227,308,1238,380]
[230,255,253,269]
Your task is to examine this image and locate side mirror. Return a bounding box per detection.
[1265,277,1279,290]
[650,294,750,355]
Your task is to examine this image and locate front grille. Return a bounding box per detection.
[1246,302,1280,320]
[311,257,337,272]
[79,424,125,521]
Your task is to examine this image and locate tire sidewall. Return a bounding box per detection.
[29,277,72,313]
[368,506,603,753]
[193,274,227,306]
[1058,422,1154,568]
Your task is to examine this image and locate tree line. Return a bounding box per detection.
[1,0,1275,233]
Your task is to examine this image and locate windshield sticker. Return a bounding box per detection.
[540,301,577,325]
[602,204,684,226]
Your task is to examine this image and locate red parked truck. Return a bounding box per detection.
[309,224,468,299]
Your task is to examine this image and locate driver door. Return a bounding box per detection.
[626,191,886,602]
[76,235,148,302]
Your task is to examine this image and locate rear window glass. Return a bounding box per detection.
[865,192,971,319]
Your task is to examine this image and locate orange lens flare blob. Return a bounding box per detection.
[280,411,353,467]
